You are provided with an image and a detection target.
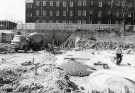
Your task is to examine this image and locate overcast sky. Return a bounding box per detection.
[0,0,25,23]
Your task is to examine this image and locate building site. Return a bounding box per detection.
[0,0,135,93]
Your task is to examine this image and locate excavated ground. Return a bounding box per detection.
[0,49,135,93]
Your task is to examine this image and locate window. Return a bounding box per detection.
[129,3,133,8]
[27,4,32,8]
[99,2,102,7]
[70,11,73,16]
[77,20,82,24]
[43,1,46,6]
[98,11,102,17]
[50,10,53,16]
[27,13,32,17]
[128,13,132,17]
[82,20,86,24]
[30,13,33,17]
[56,11,59,16]
[63,1,67,7]
[50,1,53,6]
[89,10,93,15]
[107,10,111,15]
[36,10,40,16]
[116,11,119,17]
[83,1,86,6]
[63,11,66,16]
[78,1,82,6]
[56,1,60,7]
[43,10,46,16]
[91,1,93,6]
[83,10,86,16]
[116,1,120,7]
[36,1,40,6]
[78,10,81,16]
[70,1,73,7]
[121,1,125,7]
[108,1,111,6]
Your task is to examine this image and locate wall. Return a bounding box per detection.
[17,23,122,31]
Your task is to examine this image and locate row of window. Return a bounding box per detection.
[35,20,87,24]
[27,1,103,8]
[35,1,74,7]
[34,19,132,24]
[27,0,133,8]
[28,10,86,17]
[28,1,99,7]
[27,10,133,18]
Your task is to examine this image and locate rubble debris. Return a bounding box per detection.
[15,83,43,92]
[21,61,33,66]
[55,73,79,92]
[94,61,109,69]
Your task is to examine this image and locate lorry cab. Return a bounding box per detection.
[11,35,29,52]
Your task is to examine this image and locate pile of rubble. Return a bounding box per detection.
[60,31,135,50]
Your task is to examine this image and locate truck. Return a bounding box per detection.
[11,31,72,52]
[11,35,30,52]
[11,32,46,52]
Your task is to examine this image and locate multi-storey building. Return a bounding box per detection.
[0,20,17,30]
[25,0,135,25]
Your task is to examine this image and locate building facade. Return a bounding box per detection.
[25,0,135,25]
[0,20,17,30]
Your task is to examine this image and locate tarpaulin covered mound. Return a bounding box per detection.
[86,70,135,92]
[59,59,95,77]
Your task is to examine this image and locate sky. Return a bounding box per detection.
[0,0,25,23]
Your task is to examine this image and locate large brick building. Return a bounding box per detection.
[25,0,135,25]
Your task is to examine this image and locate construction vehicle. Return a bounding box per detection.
[11,31,73,52]
[11,35,30,52]
[11,32,46,52]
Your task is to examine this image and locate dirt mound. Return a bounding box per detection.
[86,70,135,92]
[58,59,95,77]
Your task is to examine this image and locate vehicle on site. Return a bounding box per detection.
[11,32,53,52]
[11,31,72,52]
[11,35,29,52]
